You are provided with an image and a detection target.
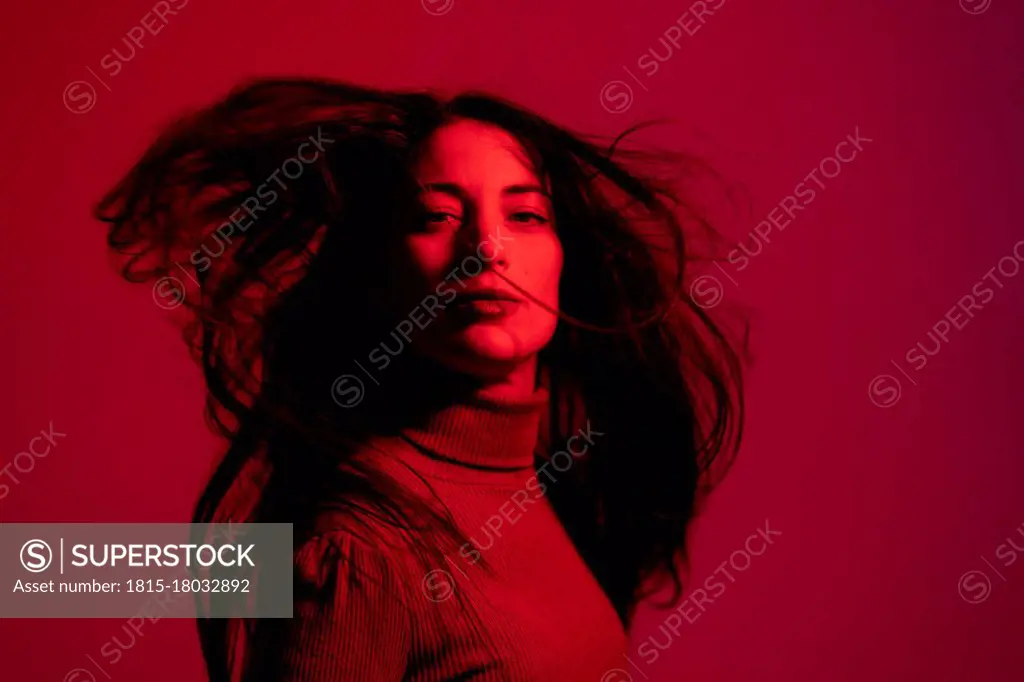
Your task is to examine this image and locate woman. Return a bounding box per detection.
[96,77,745,681]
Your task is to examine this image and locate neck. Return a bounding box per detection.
[472,357,540,403]
[351,354,541,435]
[398,358,548,470]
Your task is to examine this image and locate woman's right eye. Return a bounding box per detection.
[425,211,461,228]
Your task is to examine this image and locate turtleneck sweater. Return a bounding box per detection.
[256,387,628,681]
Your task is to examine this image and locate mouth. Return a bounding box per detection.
[449,289,522,319]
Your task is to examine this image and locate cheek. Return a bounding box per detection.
[378,236,453,315]
[405,234,456,278]
[520,234,563,308]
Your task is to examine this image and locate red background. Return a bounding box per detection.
[2,0,1024,679]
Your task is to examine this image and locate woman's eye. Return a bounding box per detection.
[508,211,550,226]
[425,211,461,228]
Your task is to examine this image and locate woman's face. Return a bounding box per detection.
[395,118,563,381]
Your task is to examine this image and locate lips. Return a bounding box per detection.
[450,289,522,319]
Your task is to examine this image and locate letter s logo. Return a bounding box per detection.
[20,539,53,573]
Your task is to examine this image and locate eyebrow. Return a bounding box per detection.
[503,183,549,198]
[420,182,550,199]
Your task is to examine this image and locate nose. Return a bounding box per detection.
[458,213,509,272]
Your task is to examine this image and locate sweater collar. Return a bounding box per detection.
[399,387,548,471]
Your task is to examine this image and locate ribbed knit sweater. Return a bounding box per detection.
[261,388,628,680]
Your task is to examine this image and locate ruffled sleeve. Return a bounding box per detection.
[253,531,413,681]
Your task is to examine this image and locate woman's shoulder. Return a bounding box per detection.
[298,502,413,566]
[292,507,425,613]
[296,487,443,575]
[287,436,452,600]
[278,509,418,674]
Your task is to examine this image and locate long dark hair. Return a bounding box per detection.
[96,77,745,682]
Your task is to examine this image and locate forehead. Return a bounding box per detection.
[414,119,540,187]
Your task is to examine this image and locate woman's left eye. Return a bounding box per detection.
[508,211,550,226]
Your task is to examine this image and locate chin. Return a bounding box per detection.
[420,318,556,378]
[435,324,547,374]
[458,325,530,362]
